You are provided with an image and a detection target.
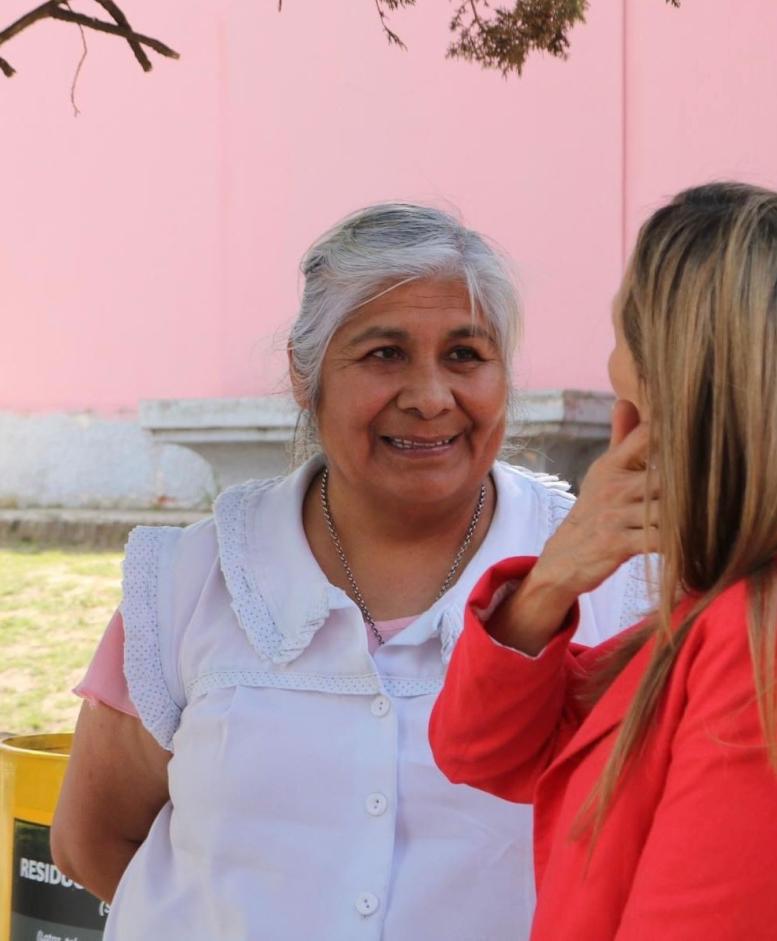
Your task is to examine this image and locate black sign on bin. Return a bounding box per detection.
[10,819,108,941]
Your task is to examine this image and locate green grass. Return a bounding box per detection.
[0,545,122,735]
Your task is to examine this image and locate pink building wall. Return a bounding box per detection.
[2,0,776,415]
[624,0,777,244]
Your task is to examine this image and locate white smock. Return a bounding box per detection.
[106,458,651,941]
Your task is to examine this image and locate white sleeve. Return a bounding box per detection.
[576,554,657,646]
[121,525,186,751]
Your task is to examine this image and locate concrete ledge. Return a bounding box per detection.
[0,508,209,551]
[139,396,299,435]
[511,389,614,437]
[141,390,615,491]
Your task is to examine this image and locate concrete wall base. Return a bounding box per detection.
[0,412,215,512]
[0,508,208,550]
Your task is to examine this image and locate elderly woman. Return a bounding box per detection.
[52,203,647,941]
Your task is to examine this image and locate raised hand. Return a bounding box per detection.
[489,400,658,654]
[538,399,658,599]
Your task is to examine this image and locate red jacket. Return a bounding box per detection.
[429,557,777,940]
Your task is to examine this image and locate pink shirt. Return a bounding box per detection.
[75,609,417,718]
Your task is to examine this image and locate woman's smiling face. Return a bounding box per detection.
[307,278,509,508]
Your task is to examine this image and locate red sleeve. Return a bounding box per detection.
[73,609,139,718]
[429,556,586,803]
[614,595,777,939]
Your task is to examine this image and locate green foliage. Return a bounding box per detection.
[377,0,682,76]
[448,0,587,75]
[374,0,417,48]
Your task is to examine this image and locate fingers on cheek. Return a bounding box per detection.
[625,471,659,502]
[596,508,622,534]
[589,466,652,505]
[634,519,661,552]
[596,479,626,507]
[618,505,662,535]
[644,530,661,553]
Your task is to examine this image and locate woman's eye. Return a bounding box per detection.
[368,346,404,361]
[448,346,482,362]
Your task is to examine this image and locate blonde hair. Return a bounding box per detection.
[583,182,777,841]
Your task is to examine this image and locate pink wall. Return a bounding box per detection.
[624,0,777,246]
[1,0,776,414]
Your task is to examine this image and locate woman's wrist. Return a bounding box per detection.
[486,562,578,656]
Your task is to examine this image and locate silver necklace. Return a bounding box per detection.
[320,467,487,646]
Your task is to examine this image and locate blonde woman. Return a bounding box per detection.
[430,182,777,940]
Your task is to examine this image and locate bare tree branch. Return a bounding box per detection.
[93,0,151,70]
[0,1,60,47]
[65,1,88,115]
[50,7,178,59]
[0,1,178,78]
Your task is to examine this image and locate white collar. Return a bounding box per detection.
[214,456,568,665]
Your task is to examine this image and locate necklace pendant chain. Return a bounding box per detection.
[320,467,487,646]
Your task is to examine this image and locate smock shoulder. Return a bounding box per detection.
[495,461,576,535]
[121,515,218,750]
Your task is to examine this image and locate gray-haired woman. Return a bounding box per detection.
[51,203,647,940]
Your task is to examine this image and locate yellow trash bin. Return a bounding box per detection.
[0,734,108,941]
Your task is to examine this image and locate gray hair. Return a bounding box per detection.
[288,202,521,460]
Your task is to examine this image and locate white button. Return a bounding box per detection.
[365,793,388,816]
[355,892,380,916]
[370,695,391,717]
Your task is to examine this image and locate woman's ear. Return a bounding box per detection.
[287,345,309,411]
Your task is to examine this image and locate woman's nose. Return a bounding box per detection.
[395,365,456,419]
